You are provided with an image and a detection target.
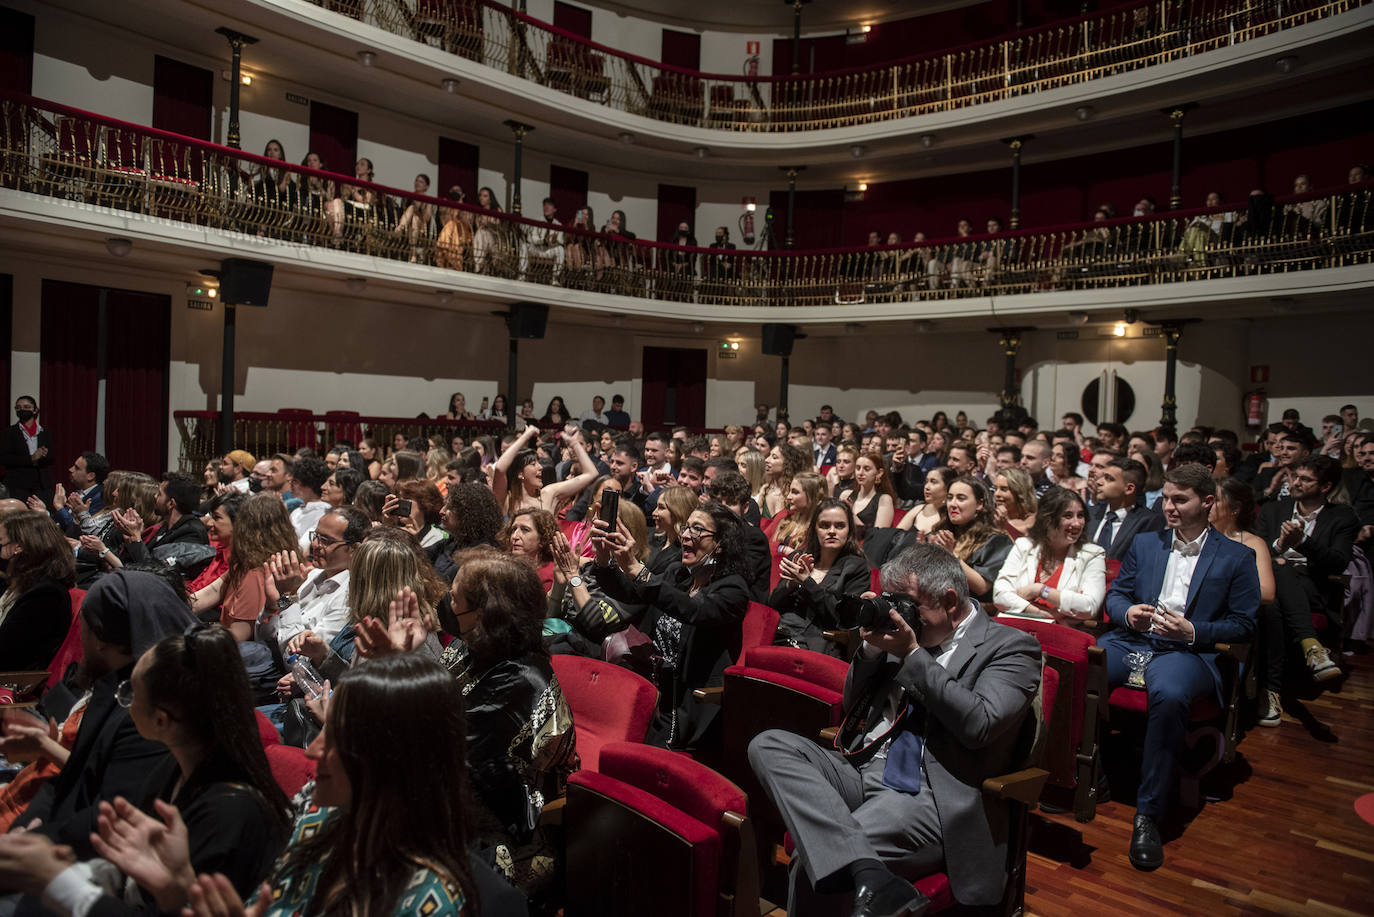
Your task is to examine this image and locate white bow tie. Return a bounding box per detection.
[1172,538,1201,557]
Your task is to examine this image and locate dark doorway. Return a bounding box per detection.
[309,100,359,181]
[438,136,480,200]
[153,56,214,140]
[641,347,706,429]
[0,275,11,416]
[40,281,171,475]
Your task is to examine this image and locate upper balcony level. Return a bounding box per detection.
[3,91,1369,331]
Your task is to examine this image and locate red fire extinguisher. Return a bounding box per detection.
[1245,390,1266,428]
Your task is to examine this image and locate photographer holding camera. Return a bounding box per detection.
[749,543,1041,917]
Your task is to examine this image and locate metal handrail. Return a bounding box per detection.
[306,0,1366,131]
[1,92,1370,311]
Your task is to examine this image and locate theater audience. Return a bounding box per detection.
[384,480,446,550]
[771,471,827,556]
[503,507,559,593]
[896,465,952,539]
[393,173,435,262]
[494,424,597,517]
[434,186,474,270]
[928,476,1013,601]
[647,484,696,575]
[472,186,506,273]
[191,493,298,642]
[770,498,871,656]
[269,505,369,657]
[0,509,76,671]
[548,502,651,657]
[760,443,809,519]
[592,502,750,749]
[994,487,1106,622]
[1087,457,1166,561]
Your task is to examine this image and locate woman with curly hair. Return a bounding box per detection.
[431,481,504,581]
[760,442,809,519]
[503,506,560,593]
[191,493,299,641]
[592,502,751,750]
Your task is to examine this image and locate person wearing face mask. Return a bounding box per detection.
[706,225,737,297]
[591,502,750,750]
[994,488,1107,623]
[0,397,52,506]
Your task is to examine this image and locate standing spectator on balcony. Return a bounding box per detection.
[434,186,473,270]
[326,157,377,246]
[666,220,697,280]
[445,392,476,422]
[298,151,336,238]
[393,172,436,263]
[0,396,52,506]
[471,186,506,274]
[707,225,736,291]
[520,196,565,282]
[1286,173,1328,231]
[601,209,637,288]
[248,139,297,237]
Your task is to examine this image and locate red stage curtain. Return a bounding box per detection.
[308,101,359,181]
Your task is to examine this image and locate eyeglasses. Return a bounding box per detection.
[115,679,134,708]
[309,530,346,547]
[681,523,717,539]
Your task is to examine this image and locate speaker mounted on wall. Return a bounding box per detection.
[505,302,549,339]
[761,323,797,357]
[219,258,275,306]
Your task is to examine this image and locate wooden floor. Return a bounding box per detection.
[762,647,1374,917]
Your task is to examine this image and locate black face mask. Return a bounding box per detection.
[715,234,724,244]
[16,410,35,423]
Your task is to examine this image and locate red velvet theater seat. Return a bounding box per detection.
[550,654,656,771]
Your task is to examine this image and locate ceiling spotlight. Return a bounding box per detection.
[617,131,636,145]
[356,50,377,67]
[1067,310,1089,325]
[920,134,935,149]
[441,77,460,93]
[1075,105,1094,121]
[105,237,132,257]
[1112,322,1128,337]
[1274,55,1298,73]
[345,277,367,294]
[857,182,868,192]
[850,144,866,158]
[693,146,709,159]
[1123,308,1140,324]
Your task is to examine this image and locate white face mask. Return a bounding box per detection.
[1133,207,1146,217]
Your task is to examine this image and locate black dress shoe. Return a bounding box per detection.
[851,874,930,917]
[1129,813,1164,871]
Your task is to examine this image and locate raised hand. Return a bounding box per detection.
[66,490,90,516]
[51,484,67,514]
[929,529,955,552]
[79,534,108,557]
[266,550,310,595]
[356,586,428,658]
[184,874,272,917]
[90,797,194,912]
[25,495,45,513]
[551,532,580,583]
[0,832,75,894]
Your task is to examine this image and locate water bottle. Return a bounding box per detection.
[286,654,325,701]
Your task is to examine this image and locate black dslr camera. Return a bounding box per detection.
[837,592,922,634]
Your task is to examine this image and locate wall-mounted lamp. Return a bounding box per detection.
[617,131,636,145]
[693,146,709,159]
[105,237,132,257]
[1075,105,1094,121]
[345,277,367,294]
[1112,322,1128,337]
[920,134,936,149]
[356,50,377,67]
[441,77,460,93]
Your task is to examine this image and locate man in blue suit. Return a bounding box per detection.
[1099,463,1260,871]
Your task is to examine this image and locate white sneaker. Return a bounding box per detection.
[1306,645,1341,683]
[1258,690,1282,727]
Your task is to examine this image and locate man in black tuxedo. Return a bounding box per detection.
[1254,456,1358,723]
[1087,458,1165,561]
[749,543,1041,916]
[0,396,52,505]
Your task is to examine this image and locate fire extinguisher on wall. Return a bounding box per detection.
[1245,390,1266,428]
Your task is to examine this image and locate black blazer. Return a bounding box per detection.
[21,665,174,858]
[963,533,1014,602]
[770,553,872,656]
[1087,501,1167,562]
[0,576,72,671]
[124,513,210,564]
[0,423,53,502]
[1256,498,1360,610]
[593,562,749,749]
[741,523,771,602]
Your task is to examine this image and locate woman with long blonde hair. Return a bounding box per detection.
[771,471,828,555]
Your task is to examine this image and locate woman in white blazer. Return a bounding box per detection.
[994,486,1106,623]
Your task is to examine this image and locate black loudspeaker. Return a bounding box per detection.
[219,258,274,306]
[761,323,796,357]
[506,302,549,339]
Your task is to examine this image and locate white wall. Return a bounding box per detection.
[1024,359,1203,434]
[784,385,1001,427]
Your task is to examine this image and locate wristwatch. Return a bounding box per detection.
[1040,585,1051,601]
[568,575,584,588]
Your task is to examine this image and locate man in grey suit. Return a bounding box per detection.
[749,543,1042,917]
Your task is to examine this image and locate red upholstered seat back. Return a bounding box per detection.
[870,567,882,593]
[996,617,1094,787]
[597,742,746,837]
[264,745,315,797]
[43,589,87,691]
[891,507,908,527]
[738,645,849,696]
[1103,559,1123,599]
[550,655,656,771]
[738,602,779,660]
[255,709,281,747]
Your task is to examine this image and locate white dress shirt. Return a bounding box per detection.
[864,602,978,747]
[276,568,352,652]
[1091,505,1128,545]
[1274,503,1322,568]
[1156,528,1208,624]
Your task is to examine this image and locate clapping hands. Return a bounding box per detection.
[356,586,431,659]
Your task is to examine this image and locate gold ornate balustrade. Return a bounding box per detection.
[307,0,1367,131]
[1,94,1370,310]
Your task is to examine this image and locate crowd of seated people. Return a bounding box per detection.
[0,391,1369,914]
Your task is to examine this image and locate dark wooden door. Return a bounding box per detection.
[641,346,706,429]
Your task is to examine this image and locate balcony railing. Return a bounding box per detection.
[2,93,1371,309]
[307,0,1366,131]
